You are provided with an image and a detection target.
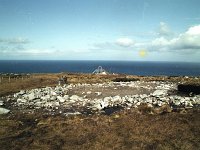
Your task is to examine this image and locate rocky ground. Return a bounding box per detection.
[0,73,200,149]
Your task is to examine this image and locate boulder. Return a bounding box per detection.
[152,90,167,97]
[0,107,10,114]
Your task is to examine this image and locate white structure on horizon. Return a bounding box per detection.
[92,66,109,75]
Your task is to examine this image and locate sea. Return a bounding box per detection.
[0,60,200,76]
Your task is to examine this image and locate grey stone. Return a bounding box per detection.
[27,93,36,100]
[17,98,27,103]
[180,98,185,104]
[35,101,43,107]
[0,101,4,106]
[57,96,65,103]
[152,90,167,97]
[95,92,102,96]
[50,96,57,101]
[87,91,92,94]
[70,95,80,100]
[63,95,69,100]
[19,90,26,95]
[0,107,10,114]
[174,101,181,106]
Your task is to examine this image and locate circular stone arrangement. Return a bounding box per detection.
[1,81,200,115]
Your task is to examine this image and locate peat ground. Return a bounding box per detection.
[0,73,200,150]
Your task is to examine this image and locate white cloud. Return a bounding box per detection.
[0,47,60,56]
[0,37,30,44]
[116,38,134,47]
[17,49,59,55]
[145,24,200,53]
[88,24,200,58]
[186,25,200,35]
[158,22,173,37]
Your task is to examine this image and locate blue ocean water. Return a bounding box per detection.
[0,60,200,76]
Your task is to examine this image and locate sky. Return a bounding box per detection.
[0,0,200,62]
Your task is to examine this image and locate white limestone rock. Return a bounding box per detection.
[17,98,27,103]
[0,107,10,114]
[27,93,36,100]
[50,96,57,101]
[57,96,65,103]
[70,95,80,100]
[87,91,92,94]
[0,101,4,106]
[152,90,167,97]
[19,90,26,95]
[63,95,69,100]
[174,101,181,106]
[95,92,102,96]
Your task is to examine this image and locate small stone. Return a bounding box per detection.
[136,102,141,106]
[180,98,185,103]
[87,91,92,94]
[44,102,53,107]
[174,101,181,106]
[51,91,57,96]
[27,93,36,100]
[57,96,65,103]
[53,102,60,106]
[95,92,102,96]
[35,101,43,107]
[17,98,27,103]
[63,95,69,100]
[70,95,80,100]
[147,103,153,108]
[19,90,25,95]
[113,114,120,119]
[50,96,57,101]
[0,101,4,106]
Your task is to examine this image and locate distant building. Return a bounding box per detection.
[92,66,109,75]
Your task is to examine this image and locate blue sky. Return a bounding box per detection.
[0,0,200,61]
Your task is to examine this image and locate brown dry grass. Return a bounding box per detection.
[1,73,199,97]
[0,73,200,149]
[0,109,199,150]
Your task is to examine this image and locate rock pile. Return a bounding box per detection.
[2,81,200,115]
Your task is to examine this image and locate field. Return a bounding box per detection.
[0,73,200,150]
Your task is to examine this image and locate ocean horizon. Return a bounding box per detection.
[0,60,200,76]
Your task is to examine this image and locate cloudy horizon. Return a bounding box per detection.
[0,0,200,62]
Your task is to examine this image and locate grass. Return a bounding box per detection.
[0,73,200,149]
[0,109,199,150]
